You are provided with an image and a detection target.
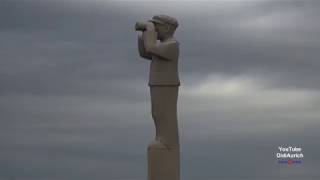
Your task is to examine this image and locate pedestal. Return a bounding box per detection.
[148,141,180,180]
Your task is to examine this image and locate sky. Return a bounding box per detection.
[1,0,320,179]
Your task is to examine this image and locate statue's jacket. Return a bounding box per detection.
[138,33,180,86]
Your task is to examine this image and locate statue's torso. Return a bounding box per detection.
[148,50,180,86]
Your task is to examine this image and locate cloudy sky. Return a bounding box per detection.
[1,0,320,179]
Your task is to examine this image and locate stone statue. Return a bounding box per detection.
[135,15,180,180]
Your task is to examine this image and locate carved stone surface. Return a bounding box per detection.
[135,15,180,180]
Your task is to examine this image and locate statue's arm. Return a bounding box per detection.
[147,41,179,61]
[138,35,152,60]
[143,31,178,61]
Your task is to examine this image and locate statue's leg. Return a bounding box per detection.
[148,86,180,180]
[150,86,179,147]
[150,86,160,143]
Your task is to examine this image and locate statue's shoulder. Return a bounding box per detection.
[166,38,179,45]
[159,39,179,50]
[153,39,179,61]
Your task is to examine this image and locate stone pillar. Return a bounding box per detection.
[148,143,180,180]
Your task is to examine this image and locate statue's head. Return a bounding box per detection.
[149,15,179,41]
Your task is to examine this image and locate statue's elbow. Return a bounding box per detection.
[143,54,152,60]
[139,51,152,60]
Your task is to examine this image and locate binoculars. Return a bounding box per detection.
[135,22,148,31]
[135,21,156,32]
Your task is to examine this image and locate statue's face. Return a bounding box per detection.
[154,23,170,40]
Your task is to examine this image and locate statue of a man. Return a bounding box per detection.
[135,15,180,180]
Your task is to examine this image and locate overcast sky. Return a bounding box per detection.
[1,0,320,180]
